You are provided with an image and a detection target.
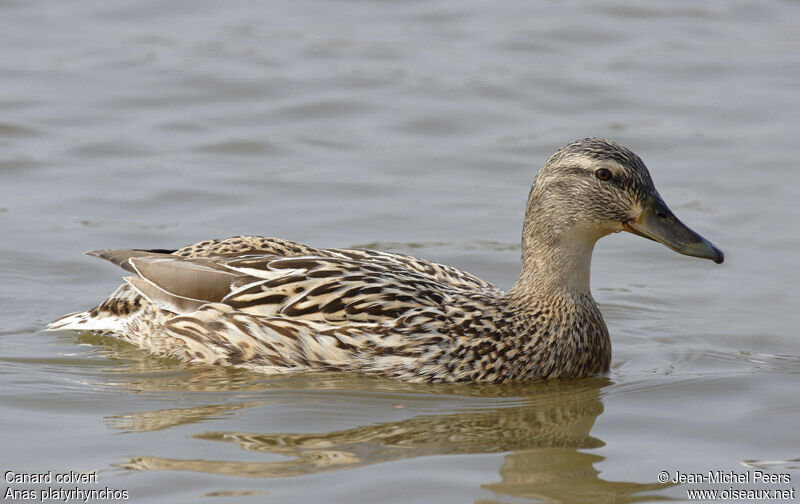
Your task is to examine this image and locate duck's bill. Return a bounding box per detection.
[624,195,724,264]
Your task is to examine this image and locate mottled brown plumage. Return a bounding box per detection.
[47,139,723,382]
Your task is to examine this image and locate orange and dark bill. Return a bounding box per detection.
[624,194,724,264]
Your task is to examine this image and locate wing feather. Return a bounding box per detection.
[77,237,498,327]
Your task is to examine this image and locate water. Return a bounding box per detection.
[2,0,799,502]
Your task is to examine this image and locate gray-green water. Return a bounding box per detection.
[2,1,799,503]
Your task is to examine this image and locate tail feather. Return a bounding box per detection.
[46,283,145,334]
[45,309,127,333]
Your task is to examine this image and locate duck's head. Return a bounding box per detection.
[524,138,724,265]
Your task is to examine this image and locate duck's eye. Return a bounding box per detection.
[595,168,612,181]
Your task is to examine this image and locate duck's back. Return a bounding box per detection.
[172,236,497,291]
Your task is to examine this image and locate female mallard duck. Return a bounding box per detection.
[48,139,723,383]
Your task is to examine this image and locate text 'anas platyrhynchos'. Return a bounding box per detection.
[48,139,724,382]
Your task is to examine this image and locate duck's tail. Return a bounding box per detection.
[45,284,143,334]
[45,309,127,333]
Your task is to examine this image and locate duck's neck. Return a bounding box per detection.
[510,219,603,301]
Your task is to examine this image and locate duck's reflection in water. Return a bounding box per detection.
[482,449,670,503]
[105,367,667,503]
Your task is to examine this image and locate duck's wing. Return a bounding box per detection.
[84,249,176,273]
[48,236,498,333]
[172,236,325,258]
[218,254,457,324]
[93,252,463,327]
[170,236,496,292]
[330,248,496,292]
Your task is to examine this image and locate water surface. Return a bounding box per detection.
[2,1,799,503]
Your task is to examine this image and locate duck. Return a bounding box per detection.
[47,138,724,383]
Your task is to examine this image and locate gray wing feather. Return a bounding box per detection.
[123,276,207,314]
[127,256,246,308]
[85,249,175,273]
